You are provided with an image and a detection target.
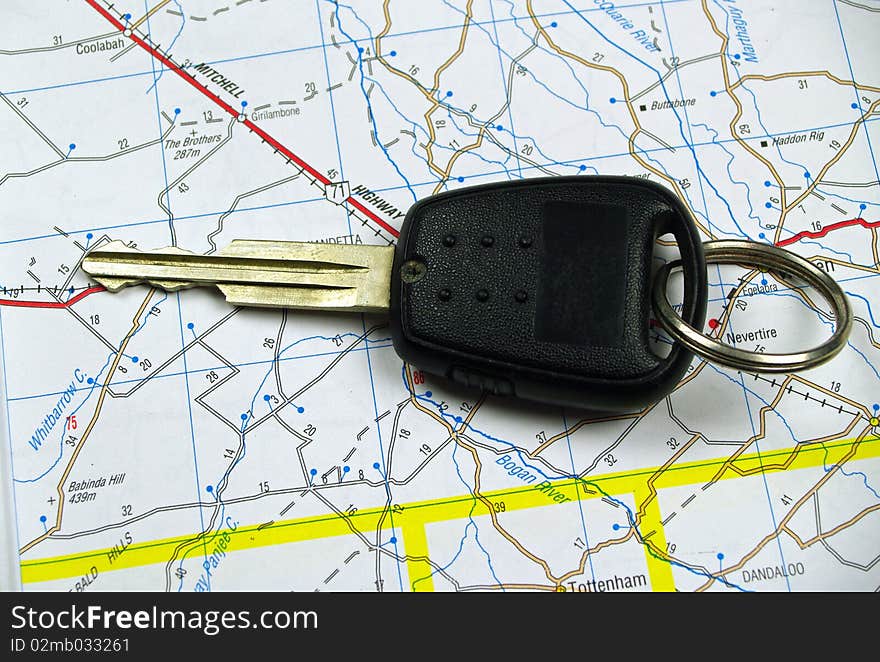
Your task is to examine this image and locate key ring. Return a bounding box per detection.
[652,240,852,373]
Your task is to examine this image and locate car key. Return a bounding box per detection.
[82,176,707,412]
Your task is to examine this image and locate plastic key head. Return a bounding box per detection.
[389,176,708,412]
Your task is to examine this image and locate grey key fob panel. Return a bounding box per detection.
[390,176,707,412]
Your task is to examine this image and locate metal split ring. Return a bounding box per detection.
[652,240,853,373]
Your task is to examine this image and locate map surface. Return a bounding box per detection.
[1,0,879,592]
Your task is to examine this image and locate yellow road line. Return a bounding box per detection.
[21,434,879,586]
[633,485,676,591]
[22,508,401,585]
[402,521,434,592]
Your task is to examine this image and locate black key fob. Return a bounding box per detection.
[389,176,707,412]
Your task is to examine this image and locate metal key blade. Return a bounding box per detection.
[82,239,394,313]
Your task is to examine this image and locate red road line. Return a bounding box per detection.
[0,285,105,309]
[775,217,880,248]
[83,0,400,238]
[346,197,400,236]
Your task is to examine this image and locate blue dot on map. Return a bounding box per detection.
[851,102,858,109]
[373,462,380,469]
[424,390,432,398]
[390,536,397,543]
[124,13,131,20]
[241,100,248,107]
[454,416,462,423]
[174,108,181,115]
[733,54,741,59]
[457,176,464,182]
[310,468,317,475]
[860,203,867,210]
[240,413,248,420]
[187,322,194,329]
[765,202,772,208]
[764,181,771,187]
[358,46,364,53]
[579,165,587,171]
[69,143,76,150]
[87,377,94,384]
[69,287,75,294]
[717,552,724,560]
[710,91,717,97]
[609,97,617,103]
[446,90,453,97]
[759,232,765,239]
[496,124,504,131]
[343,466,350,473]
[86,232,93,239]
[389,50,397,56]
[40,515,46,523]
[804,171,810,179]
[761,279,767,285]
[550,21,558,27]
[612,523,620,530]
[131,356,138,363]
[873,403,879,410]
[206,485,213,493]
[264,394,271,402]
[297,406,304,413]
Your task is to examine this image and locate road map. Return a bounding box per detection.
[1,0,879,593]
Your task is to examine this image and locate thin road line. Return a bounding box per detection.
[775,217,880,248]
[0,214,871,308]
[19,431,880,585]
[0,286,105,309]
[18,290,156,554]
[82,0,399,238]
[2,112,878,248]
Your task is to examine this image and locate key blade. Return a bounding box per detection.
[82,239,394,312]
[215,239,393,313]
[82,241,199,292]
[218,284,363,311]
